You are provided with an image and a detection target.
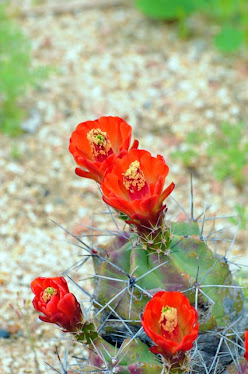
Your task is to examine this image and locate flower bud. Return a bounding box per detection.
[31,277,83,332]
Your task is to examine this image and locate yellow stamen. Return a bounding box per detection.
[42,287,58,303]
[87,128,112,158]
[159,306,178,334]
[123,161,146,193]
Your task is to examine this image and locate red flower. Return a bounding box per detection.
[69,116,138,182]
[101,149,175,228]
[31,277,83,332]
[244,331,248,361]
[141,291,199,357]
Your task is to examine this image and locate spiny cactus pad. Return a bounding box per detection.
[93,221,243,337]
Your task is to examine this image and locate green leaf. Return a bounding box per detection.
[135,0,206,20]
[215,26,244,52]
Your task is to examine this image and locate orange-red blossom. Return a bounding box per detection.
[31,277,83,332]
[69,116,138,182]
[101,149,175,229]
[141,291,199,357]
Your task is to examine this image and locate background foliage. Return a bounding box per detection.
[135,0,248,52]
[0,5,46,136]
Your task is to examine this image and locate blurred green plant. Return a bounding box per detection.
[172,122,248,188]
[171,130,204,169]
[214,25,243,52]
[135,0,248,52]
[229,204,248,230]
[207,122,248,187]
[135,0,207,38]
[0,5,47,136]
[233,269,248,300]
[10,144,22,160]
[135,0,206,21]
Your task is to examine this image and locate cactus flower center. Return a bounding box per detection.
[42,287,58,303]
[87,128,113,162]
[159,306,178,334]
[123,161,149,200]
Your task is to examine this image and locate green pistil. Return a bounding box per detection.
[96,134,105,144]
[162,306,171,313]
[45,287,56,295]
[42,287,58,302]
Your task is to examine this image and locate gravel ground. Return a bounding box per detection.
[1,0,248,373]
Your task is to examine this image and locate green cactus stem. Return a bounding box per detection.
[93,221,243,336]
[87,337,163,373]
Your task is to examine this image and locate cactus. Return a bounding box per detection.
[63,204,246,373]
[226,359,248,374]
[92,220,243,334]
[84,337,164,373]
[32,116,248,374]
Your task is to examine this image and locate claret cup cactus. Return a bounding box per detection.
[31,116,248,374]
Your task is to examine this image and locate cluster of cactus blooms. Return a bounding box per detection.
[31,116,248,373]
